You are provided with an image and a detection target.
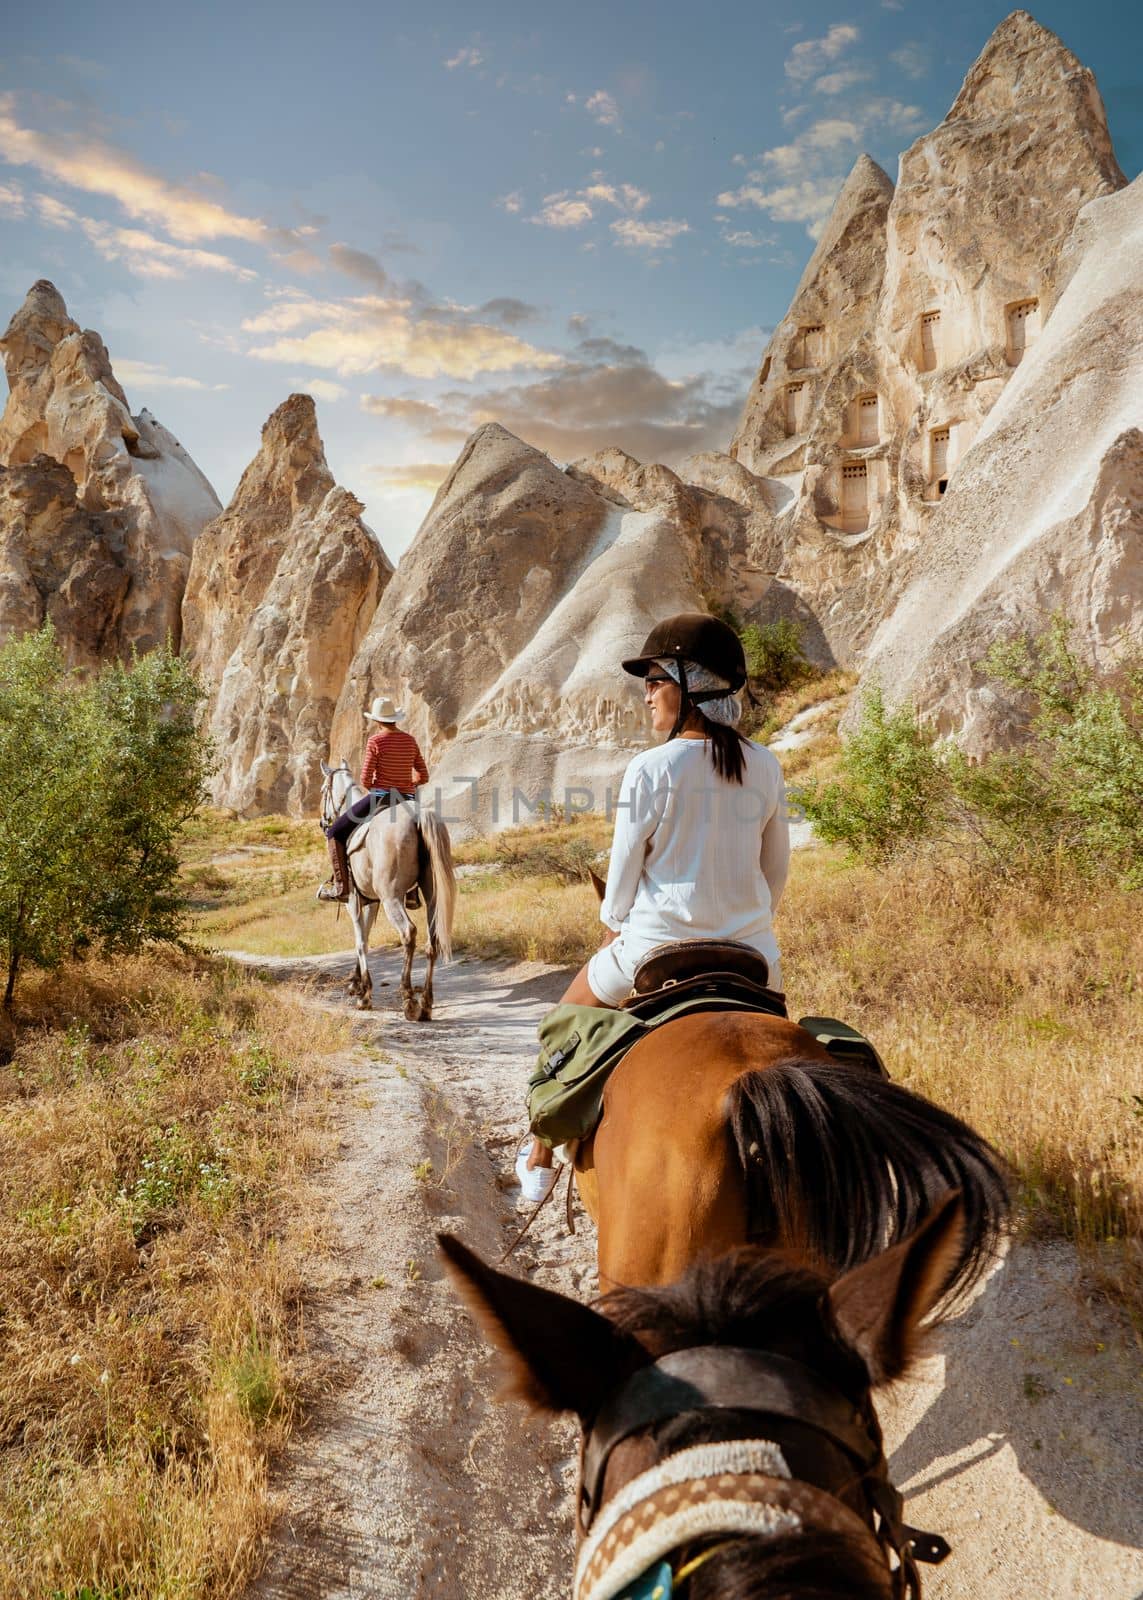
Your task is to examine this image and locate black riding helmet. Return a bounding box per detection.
[622,613,747,739]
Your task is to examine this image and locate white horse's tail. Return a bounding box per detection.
[419,811,456,962]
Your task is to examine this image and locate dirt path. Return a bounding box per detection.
[236,946,1143,1600]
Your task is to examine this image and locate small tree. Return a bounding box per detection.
[0,627,212,1007]
[740,619,816,695]
[797,686,951,862]
[961,620,1143,883]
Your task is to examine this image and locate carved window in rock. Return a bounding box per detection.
[856,393,880,446]
[919,311,941,373]
[785,382,809,436]
[789,324,825,371]
[1006,299,1040,366]
[840,462,869,530]
[928,427,951,499]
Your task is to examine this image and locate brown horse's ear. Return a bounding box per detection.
[828,1191,967,1385]
[588,868,607,902]
[438,1233,645,1420]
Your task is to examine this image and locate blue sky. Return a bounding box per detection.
[1,0,1139,558]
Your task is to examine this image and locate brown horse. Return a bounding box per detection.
[441,1191,969,1600]
[569,876,1008,1294]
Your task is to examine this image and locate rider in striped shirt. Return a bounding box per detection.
[318,696,430,903]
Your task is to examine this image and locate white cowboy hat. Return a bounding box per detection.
[364,694,403,723]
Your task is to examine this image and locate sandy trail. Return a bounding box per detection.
[236,945,1143,1600]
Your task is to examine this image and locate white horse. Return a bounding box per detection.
[318,760,456,1018]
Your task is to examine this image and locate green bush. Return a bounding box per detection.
[740,619,816,695]
[800,619,1143,885]
[493,832,601,884]
[796,687,950,861]
[0,626,213,1007]
[959,621,1143,883]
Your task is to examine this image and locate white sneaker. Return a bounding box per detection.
[515,1139,557,1204]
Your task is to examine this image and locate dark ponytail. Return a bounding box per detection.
[699,716,749,784]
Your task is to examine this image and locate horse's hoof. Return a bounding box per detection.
[356,997,373,1011]
[404,1000,419,1021]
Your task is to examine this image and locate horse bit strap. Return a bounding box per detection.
[579,1347,950,1600]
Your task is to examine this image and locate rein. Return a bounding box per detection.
[577,1345,949,1600]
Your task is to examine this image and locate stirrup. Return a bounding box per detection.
[317,879,348,903]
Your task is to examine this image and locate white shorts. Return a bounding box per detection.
[587,935,783,1008]
[586,939,638,1007]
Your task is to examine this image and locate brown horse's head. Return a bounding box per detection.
[440,1193,965,1599]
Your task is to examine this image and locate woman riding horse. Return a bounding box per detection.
[523,612,790,1188]
[318,694,430,904]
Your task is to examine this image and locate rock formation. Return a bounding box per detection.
[330,423,764,824]
[182,394,392,816]
[855,172,1143,750]
[729,11,1127,666]
[0,281,221,659]
[0,456,130,669]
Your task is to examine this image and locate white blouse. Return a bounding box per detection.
[599,737,789,969]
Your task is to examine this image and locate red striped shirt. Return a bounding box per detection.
[361,727,429,793]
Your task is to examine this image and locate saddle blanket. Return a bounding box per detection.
[528,999,886,1148]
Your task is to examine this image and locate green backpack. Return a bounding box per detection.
[527,1003,888,1148]
[527,1004,648,1148]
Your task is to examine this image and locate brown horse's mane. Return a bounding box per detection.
[728,1056,1008,1304]
[601,1251,896,1600]
[602,1247,865,1384]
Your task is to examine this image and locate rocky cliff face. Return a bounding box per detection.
[855,173,1143,749]
[730,11,1127,667]
[330,423,763,824]
[182,394,391,816]
[0,281,221,659]
[0,456,129,669]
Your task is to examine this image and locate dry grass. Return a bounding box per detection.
[780,852,1143,1284]
[0,951,347,1598]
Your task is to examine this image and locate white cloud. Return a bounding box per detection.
[890,42,932,78]
[715,177,843,238]
[580,182,650,213]
[785,24,860,84]
[805,117,862,150]
[533,193,594,228]
[610,217,690,249]
[241,291,562,380]
[0,180,25,217]
[366,461,452,491]
[0,92,270,245]
[444,46,484,70]
[114,358,227,392]
[861,96,927,133]
[814,66,873,94]
[720,227,775,248]
[586,90,620,128]
[18,187,258,279]
[34,192,77,228]
[298,378,348,402]
[497,190,524,214]
[79,218,258,280]
[717,94,923,239]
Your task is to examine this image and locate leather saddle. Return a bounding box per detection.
[623,939,787,1023]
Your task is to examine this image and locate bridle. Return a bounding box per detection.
[319,761,352,830]
[575,1345,949,1600]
